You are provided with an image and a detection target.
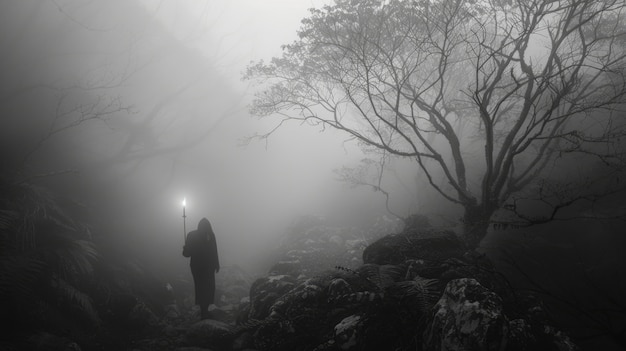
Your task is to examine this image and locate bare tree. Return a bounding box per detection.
[245,0,626,247]
[0,0,238,185]
[334,151,406,219]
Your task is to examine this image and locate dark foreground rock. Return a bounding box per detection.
[185,319,235,350]
[230,227,578,351]
[98,222,578,351]
[423,278,509,351]
[423,278,579,351]
[363,228,466,265]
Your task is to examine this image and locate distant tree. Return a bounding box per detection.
[0,0,235,184]
[245,0,626,247]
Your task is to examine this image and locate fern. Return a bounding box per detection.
[0,180,101,331]
[389,276,441,314]
[328,291,385,305]
[357,264,404,290]
[51,276,100,324]
[0,254,46,303]
[39,232,99,277]
[0,209,16,230]
[0,207,46,304]
[336,264,405,291]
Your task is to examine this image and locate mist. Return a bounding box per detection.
[2,1,625,351]
[1,0,376,274]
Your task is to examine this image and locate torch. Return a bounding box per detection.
[182,197,187,243]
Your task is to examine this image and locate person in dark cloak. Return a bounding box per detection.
[183,217,220,319]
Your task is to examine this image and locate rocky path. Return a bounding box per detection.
[126,218,579,351]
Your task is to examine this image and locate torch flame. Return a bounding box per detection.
[182,197,186,207]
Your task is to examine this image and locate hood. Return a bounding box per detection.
[198,217,212,233]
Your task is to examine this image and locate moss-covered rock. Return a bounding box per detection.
[362,229,466,265]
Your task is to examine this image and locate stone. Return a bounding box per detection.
[362,230,465,265]
[185,319,234,349]
[423,278,508,351]
[334,314,362,350]
[246,275,297,321]
[127,301,164,334]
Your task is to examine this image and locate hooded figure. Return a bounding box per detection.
[183,217,220,319]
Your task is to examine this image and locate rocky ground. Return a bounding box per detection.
[47,215,578,351]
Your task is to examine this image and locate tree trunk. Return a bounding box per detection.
[462,203,495,249]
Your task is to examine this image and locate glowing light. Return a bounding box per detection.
[182,197,186,207]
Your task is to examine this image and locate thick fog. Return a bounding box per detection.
[0,0,419,279]
[3,1,626,350]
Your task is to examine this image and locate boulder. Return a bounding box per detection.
[233,222,579,351]
[246,275,297,321]
[252,317,298,351]
[239,261,578,351]
[232,330,255,351]
[164,303,181,319]
[245,270,378,351]
[185,319,234,350]
[127,301,164,335]
[333,314,362,350]
[207,305,232,323]
[423,278,508,351]
[507,319,534,351]
[404,252,512,298]
[422,278,580,351]
[363,229,466,265]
